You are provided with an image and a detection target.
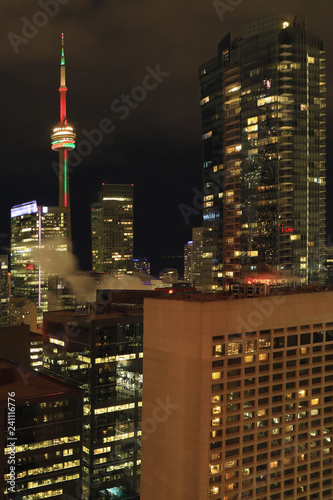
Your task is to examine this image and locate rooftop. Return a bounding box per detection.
[150,285,333,302]
[0,359,79,401]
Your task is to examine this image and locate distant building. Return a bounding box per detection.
[91,184,134,275]
[30,331,44,370]
[133,258,150,275]
[10,201,68,323]
[200,14,326,289]
[184,227,203,288]
[141,288,333,499]
[8,297,38,333]
[0,256,9,324]
[0,359,83,499]
[184,240,193,281]
[42,292,143,500]
[159,268,178,284]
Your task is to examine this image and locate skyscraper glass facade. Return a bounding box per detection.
[42,309,142,500]
[11,201,68,321]
[91,185,134,275]
[199,15,326,290]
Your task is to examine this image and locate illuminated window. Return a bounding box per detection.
[225,460,237,468]
[307,56,315,64]
[213,345,224,357]
[246,124,258,133]
[227,85,241,94]
[228,343,241,355]
[203,131,213,140]
[200,96,210,105]
[222,50,229,64]
[226,145,242,155]
[247,117,258,125]
[210,464,221,474]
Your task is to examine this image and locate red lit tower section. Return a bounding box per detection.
[51,34,76,242]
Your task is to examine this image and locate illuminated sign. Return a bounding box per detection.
[11,201,38,218]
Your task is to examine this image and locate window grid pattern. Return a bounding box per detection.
[209,324,333,499]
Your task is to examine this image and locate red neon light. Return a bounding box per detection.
[25,264,34,270]
[60,88,67,124]
[247,278,271,286]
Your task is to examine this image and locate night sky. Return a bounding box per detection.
[1,0,333,276]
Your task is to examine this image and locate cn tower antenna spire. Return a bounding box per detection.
[51,33,76,244]
[60,33,67,124]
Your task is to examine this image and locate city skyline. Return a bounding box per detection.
[1,1,332,275]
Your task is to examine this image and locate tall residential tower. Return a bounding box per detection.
[199,14,326,290]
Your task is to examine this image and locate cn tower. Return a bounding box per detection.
[51,33,76,243]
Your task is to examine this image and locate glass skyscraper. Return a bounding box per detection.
[91,184,134,276]
[10,201,68,322]
[199,14,326,290]
[42,304,143,500]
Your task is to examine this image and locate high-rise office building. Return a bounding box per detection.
[91,184,134,275]
[184,240,193,281]
[0,359,83,499]
[199,14,326,290]
[10,201,67,322]
[0,255,9,324]
[141,288,333,499]
[184,227,203,287]
[42,293,143,500]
